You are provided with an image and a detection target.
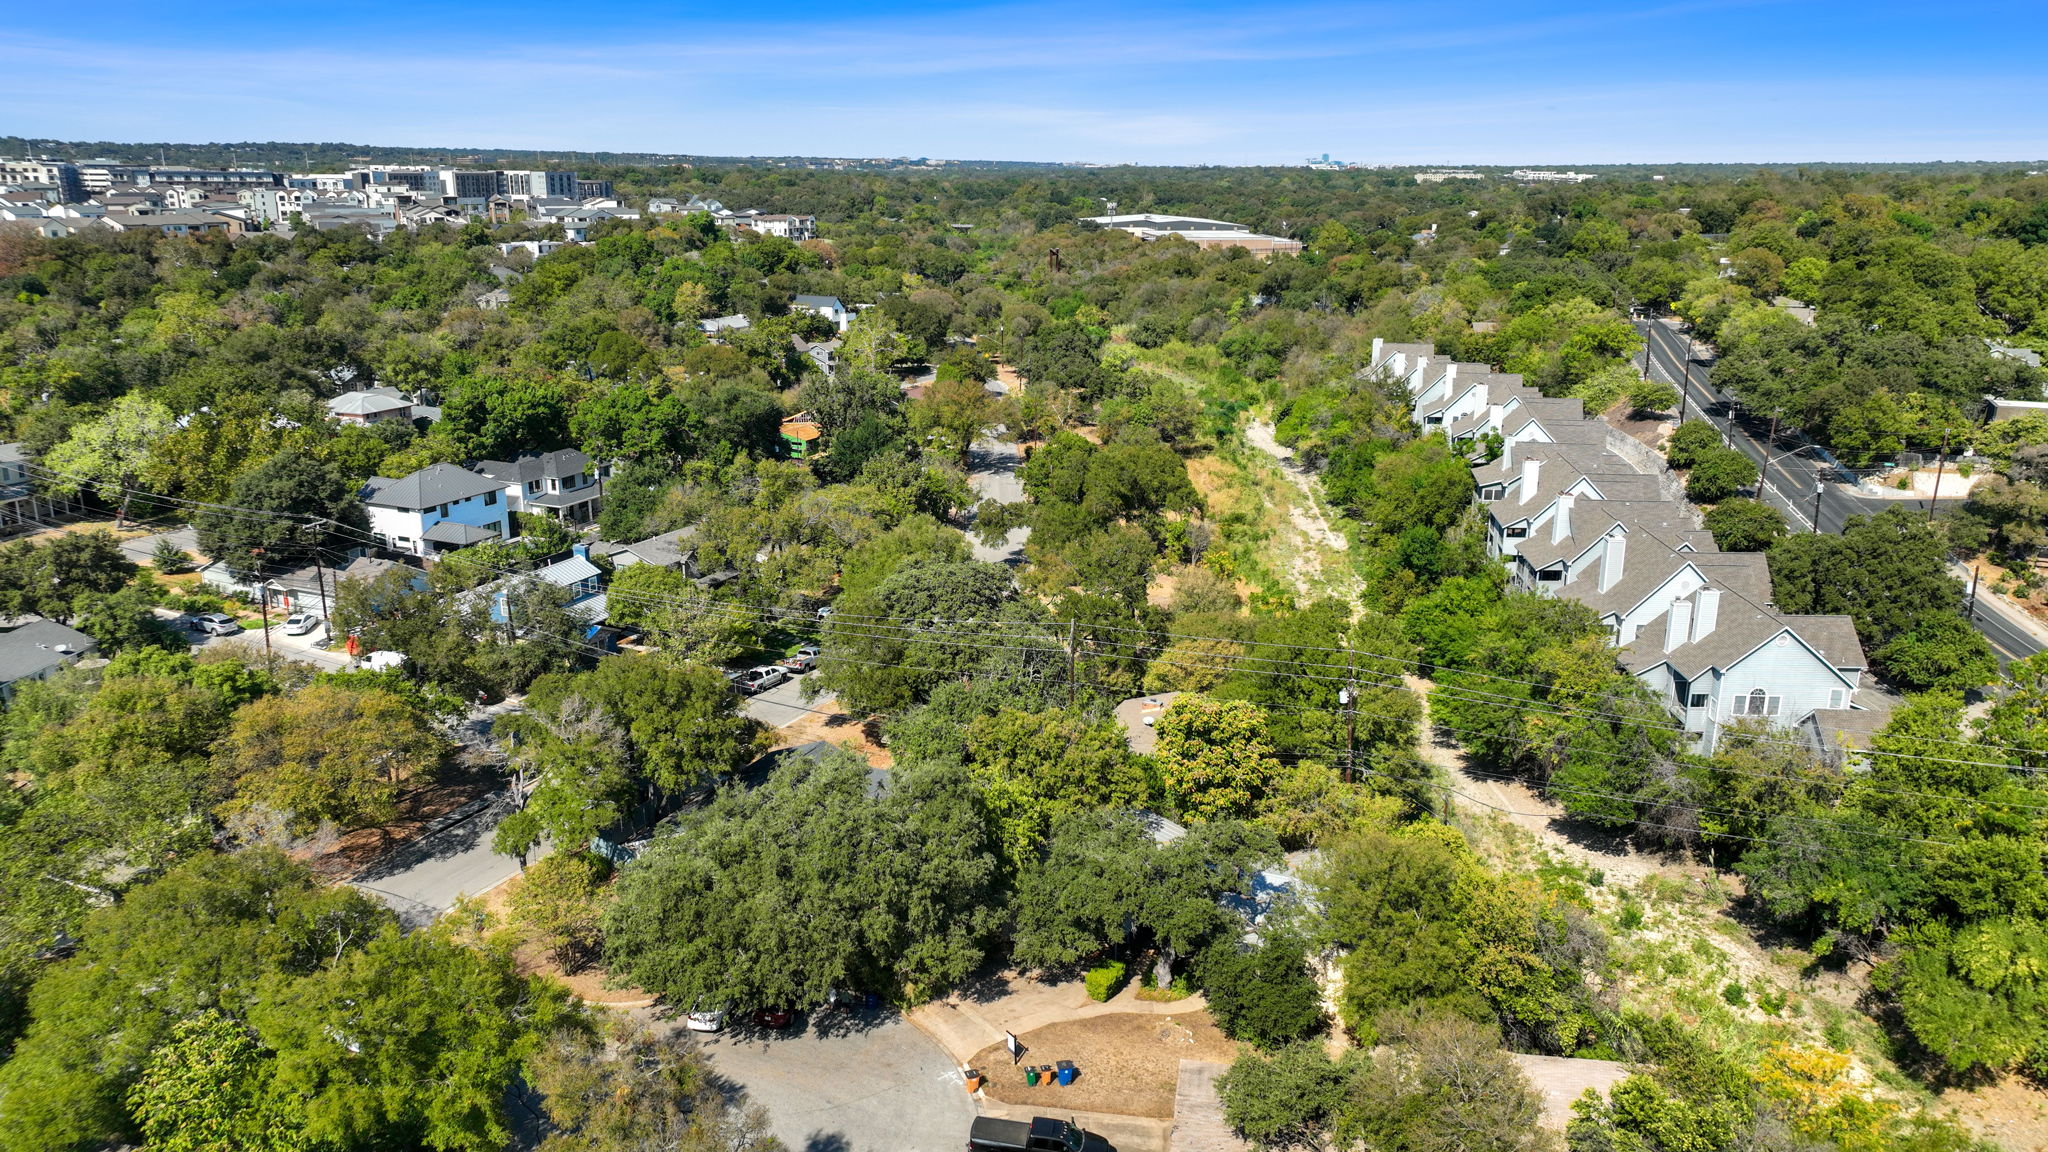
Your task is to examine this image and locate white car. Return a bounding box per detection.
[194,613,242,636]
[739,666,789,694]
[282,612,322,636]
[685,1006,727,1033]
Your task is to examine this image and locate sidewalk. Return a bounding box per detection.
[1952,561,2048,649]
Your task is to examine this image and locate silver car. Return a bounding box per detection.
[739,666,788,694]
[282,612,322,636]
[195,613,242,636]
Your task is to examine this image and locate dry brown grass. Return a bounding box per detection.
[966,1011,1238,1119]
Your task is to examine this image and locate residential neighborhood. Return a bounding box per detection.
[3,38,2047,1150]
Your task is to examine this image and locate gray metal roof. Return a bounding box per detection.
[422,520,502,544]
[363,463,502,510]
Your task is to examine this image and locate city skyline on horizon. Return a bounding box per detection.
[3,0,2046,167]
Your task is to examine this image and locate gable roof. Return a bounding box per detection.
[327,388,412,417]
[474,449,592,486]
[363,463,501,510]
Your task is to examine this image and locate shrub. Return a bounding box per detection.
[1722,981,1747,1007]
[1084,960,1128,1002]
[1665,421,1723,469]
[1617,903,1645,931]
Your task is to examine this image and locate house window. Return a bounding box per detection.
[1536,567,1563,582]
[1505,524,1528,538]
[527,480,541,495]
[1689,693,1708,709]
[1733,689,1781,717]
[436,504,448,518]
[1829,689,1846,709]
[485,491,498,506]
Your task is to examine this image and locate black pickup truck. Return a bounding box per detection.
[967,1115,1090,1152]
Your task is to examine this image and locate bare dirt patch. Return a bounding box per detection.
[1942,1075,2048,1152]
[966,1011,1238,1119]
[772,707,892,767]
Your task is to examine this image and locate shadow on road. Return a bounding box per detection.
[350,792,510,884]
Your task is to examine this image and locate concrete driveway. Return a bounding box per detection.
[686,1009,975,1152]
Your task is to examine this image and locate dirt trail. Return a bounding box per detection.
[1238,419,1362,602]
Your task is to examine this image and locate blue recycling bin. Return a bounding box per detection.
[1056,1061,1077,1086]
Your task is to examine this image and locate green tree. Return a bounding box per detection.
[528,1022,781,1152]
[956,706,1148,866]
[41,393,175,524]
[0,530,135,622]
[1201,937,1325,1049]
[509,852,609,972]
[1217,1043,1361,1151]
[1339,1013,1549,1152]
[127,1011,309,1152]
[214,682,449,834]
[1664,421,1723,470]
[1683,447,1758,503]
[602,751,999,1009]
[1703,497,1787,552]
[1156,695,1284,821]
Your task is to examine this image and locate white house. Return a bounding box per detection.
[474,448,609,525]
[793,294,852,333]
[362,464,510,556]
[1371,335,1875,752]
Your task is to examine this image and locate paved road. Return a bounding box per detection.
[1637,318,2041,661]
[964,433,1030,565]
[350,790,522,929]
[686,1010,975,1152]
[741,670,835,728]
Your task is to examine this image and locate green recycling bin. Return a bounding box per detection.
[1025,1067,1040,1086]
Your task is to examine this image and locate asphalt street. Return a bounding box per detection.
[1635,318,2042,661]
[964,432,1030,565]
[685,1009,976,1152]
[741,671,836,727]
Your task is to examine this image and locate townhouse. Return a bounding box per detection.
[1371,337,1875,752]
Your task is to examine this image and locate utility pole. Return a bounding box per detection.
[250,548,274,675]
[304,519,333,623]
[1811,485,1824,535]
[1967,566,1981,617]
[1339,686,1356,785]
[1927,428,1951,523]
[1065,619,1078,706]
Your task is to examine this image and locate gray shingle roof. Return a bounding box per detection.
[474,449,591,487]
[0,618,97,684]
[363,463,501,510]
[422,520,502,544]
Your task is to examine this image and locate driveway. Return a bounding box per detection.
[686,1009,975,1152]
[742,671,835,728]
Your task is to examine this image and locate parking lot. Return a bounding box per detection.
[663,1008,975,1152]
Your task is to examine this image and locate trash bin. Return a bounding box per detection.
[1056,1061,1077,1086]
[964,1069,982,1093]
[1025,1067,1040,1086]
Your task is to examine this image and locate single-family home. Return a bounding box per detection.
[603,526,702,577]
[326,387,415,426]
[793,294,852,333]
[362,464,510,556]
[475,448,609,525]
[698,314,751,337]
[794,335,841,378]
[485,545,608,626]
[0,618,98,703]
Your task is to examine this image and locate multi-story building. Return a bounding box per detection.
[0,158,85,202]
[474,448,608,525]
[575,178,615,200]
[362,464,510,556]
[1371,336,1875,752]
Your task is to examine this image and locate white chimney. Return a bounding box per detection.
[1520,457,1542,504]
[1691,588,1721,643]
[1598,530,1627,593]
[1371,336,1384,365]
[1551,492,1575,544]
[1500,438,1515,469]
[1665,599,1694,651]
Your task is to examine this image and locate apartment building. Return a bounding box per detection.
[1371,336,1874,752]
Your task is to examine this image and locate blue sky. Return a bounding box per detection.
[5,0,2046,164]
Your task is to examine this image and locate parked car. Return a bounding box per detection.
[968,1116,1092,1152]
[751,1006,793,1029]
[685,1005,728,1033]
[738,666,788,694]
[194,613,242,636]
[282,612,321,636]
[779,647,818,672]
